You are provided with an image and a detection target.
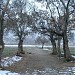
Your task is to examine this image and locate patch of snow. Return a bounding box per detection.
[72,67,75,73]
[0,70,19,75]
[5,45,52,48]
[72,55,75,58]
[42,48,52,52]
[71,55,75,62]
[11,56,22,62]
[0,70,10,75]
[1,56,22,67]
[3,57,9,60]
[6,72,19,75]
[43,48,49,51]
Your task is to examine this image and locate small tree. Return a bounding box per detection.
[35,34,49,48]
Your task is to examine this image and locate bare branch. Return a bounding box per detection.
[3,0,10,12]
[60,0,66,9]
[67,0,71,8]
[51,2,61,18]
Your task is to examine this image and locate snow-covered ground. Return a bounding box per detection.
[0,55,75,75]
[0,67,75,75]
[5,45,52,48]
[0,56,22,75]
[1,56,22,67]
[5,45,75,48]
[0,46,75,75]
[0,70,19,75]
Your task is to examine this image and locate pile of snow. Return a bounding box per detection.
[1,56,22,67]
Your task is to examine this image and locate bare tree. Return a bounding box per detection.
[45,0,75,61]
[6,0,32,55]
[35,34,49,48]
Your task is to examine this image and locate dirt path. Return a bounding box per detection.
[5,47,75,73]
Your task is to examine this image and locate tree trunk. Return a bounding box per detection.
[0,48,3,68]
[63,32,72,61]
[0,36,4,67]
[42,43,44,49]
[63,33,71,60]
[17,39,25,55]
[50,33,57,55]
[62,8,73,61]
[0,13,4,68]
[57,37,61,57]
[51,39,57,55]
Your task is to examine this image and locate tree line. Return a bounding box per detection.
[0,0,75,67]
